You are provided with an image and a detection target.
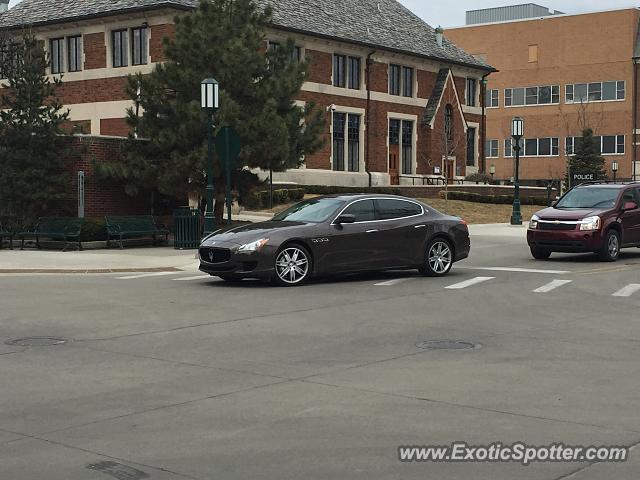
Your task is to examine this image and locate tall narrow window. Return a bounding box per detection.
[444,104,454,145]
[347,114,360,172]
[466,78,477,106]
[333,54,346,88]
[112,29,128,68]
[50,38,64,74]
[466,128,476,166]
[402,67,414,97]
[332,112,346,171]
[67,36,82,72]
[389,64,401,96]
[348,56,361,90]
[132,27,148,66]
[401,120,413,174]
[485,139,498,159]
[389,119,400,146]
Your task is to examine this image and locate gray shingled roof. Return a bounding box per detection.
[0,0,492,71]
[422,68,450,125]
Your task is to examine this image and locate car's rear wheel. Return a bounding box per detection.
[273,244,312,286]
[420,238,453,277]
[599,229,620,262]
[530,247,551,260]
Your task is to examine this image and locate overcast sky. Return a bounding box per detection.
[6,0,639,27]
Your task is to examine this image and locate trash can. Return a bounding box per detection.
[173,207,202,249]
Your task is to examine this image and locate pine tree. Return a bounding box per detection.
[96,0,324,222]
[568,128,605,182]
[0,32,71,226]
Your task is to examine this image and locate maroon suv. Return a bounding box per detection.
[527,182,640,261]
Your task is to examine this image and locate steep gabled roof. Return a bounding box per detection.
[0,0,493,72]
[422,67,467,131]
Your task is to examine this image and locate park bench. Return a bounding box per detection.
[105,215,169,249]
[18,217,83,251]
[0,222,14,250]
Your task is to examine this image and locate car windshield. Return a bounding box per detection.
[272,198,344,223]
[555,188,619,209]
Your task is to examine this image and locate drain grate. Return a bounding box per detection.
[416,340,478,350]
[5,337,68,347]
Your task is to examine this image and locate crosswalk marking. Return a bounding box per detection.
[445,276,495,290]
[116,272,179,280]
[533,279,573,293]
[375,278,413,286]
[173,275,210,281]
[457,266,570,275]
[612,284,640,297]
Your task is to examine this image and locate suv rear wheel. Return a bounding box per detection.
[598,229,620,262]
[530,247,551,260]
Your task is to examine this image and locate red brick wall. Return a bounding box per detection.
[150,24,175,63]
[417,69,436,99]
[306,49,332,84]
[370,61,388,93]
[100,118,131,137]
[84,33,106,70]
[68,136,147,216]
[57,77,130,104]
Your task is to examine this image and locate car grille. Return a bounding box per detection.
[538,221,577,231]
[199,247,231,264]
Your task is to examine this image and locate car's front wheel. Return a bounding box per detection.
[530,247,551,260]
[273,244,312,286]
[420,238,453,277]
[598,229,620,262]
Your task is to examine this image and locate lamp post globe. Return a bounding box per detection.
[201,78,219,236]
[510,117,524,226]
[612,161,619,183]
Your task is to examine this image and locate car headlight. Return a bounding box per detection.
[237,238,269,252]
[529,215,539,230]
[579,216,601,231]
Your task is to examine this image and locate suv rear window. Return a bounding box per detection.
[555,188,619,209]
[374,199,422,220]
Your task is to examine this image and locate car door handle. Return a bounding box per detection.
[366,229,379,233]
[414,224,427,229]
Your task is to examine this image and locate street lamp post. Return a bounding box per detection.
[201,78,219,236]
[510,117,524,226]
[612,160,619,182]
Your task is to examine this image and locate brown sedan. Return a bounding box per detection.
[199,194,470,286]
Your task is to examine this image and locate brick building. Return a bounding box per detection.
[0,0,492,215]
[447,5,640,183]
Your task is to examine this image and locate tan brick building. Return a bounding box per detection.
[0,0,493,196]
[447,6,640,183]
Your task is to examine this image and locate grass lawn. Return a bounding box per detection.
[244,195,545,225]
[418,198,543,225]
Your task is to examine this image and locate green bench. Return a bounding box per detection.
[18,217,84,251]
[105,215,169,249]
[0,222,14,250]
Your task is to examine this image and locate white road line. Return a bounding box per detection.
[375,278,413,286]
[445,276,495,290]
[116,272,180,280]
[173,275,210,281]
[533,279,573,293]
[457,266,570,275]
[612,284,640,297]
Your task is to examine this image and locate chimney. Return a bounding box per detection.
[0,0,8,13]
[435,26,444,47]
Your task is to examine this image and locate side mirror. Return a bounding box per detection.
[334,214,356,225]
[623,201,638,211]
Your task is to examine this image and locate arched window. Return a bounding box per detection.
[444,104,454,144]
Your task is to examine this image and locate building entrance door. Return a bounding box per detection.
[442,156,455,184]
[389,144,400,185]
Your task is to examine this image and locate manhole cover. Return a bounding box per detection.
[5,337,68,347]
[416,340,478,350]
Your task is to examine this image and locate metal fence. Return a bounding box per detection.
[173,207,202,249]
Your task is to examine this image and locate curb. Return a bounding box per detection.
[0,267,183,275]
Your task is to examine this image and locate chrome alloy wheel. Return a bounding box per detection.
[275,247,310,285]
[428,240,452,275]
[608,233,620,258]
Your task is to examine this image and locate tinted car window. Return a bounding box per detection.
[555,188,618,209]
[375,199,422,220]
[622,189,637,206]
[342,200,376,222]
[272,198,344,223]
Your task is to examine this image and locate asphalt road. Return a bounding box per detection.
[1,232,640,479]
